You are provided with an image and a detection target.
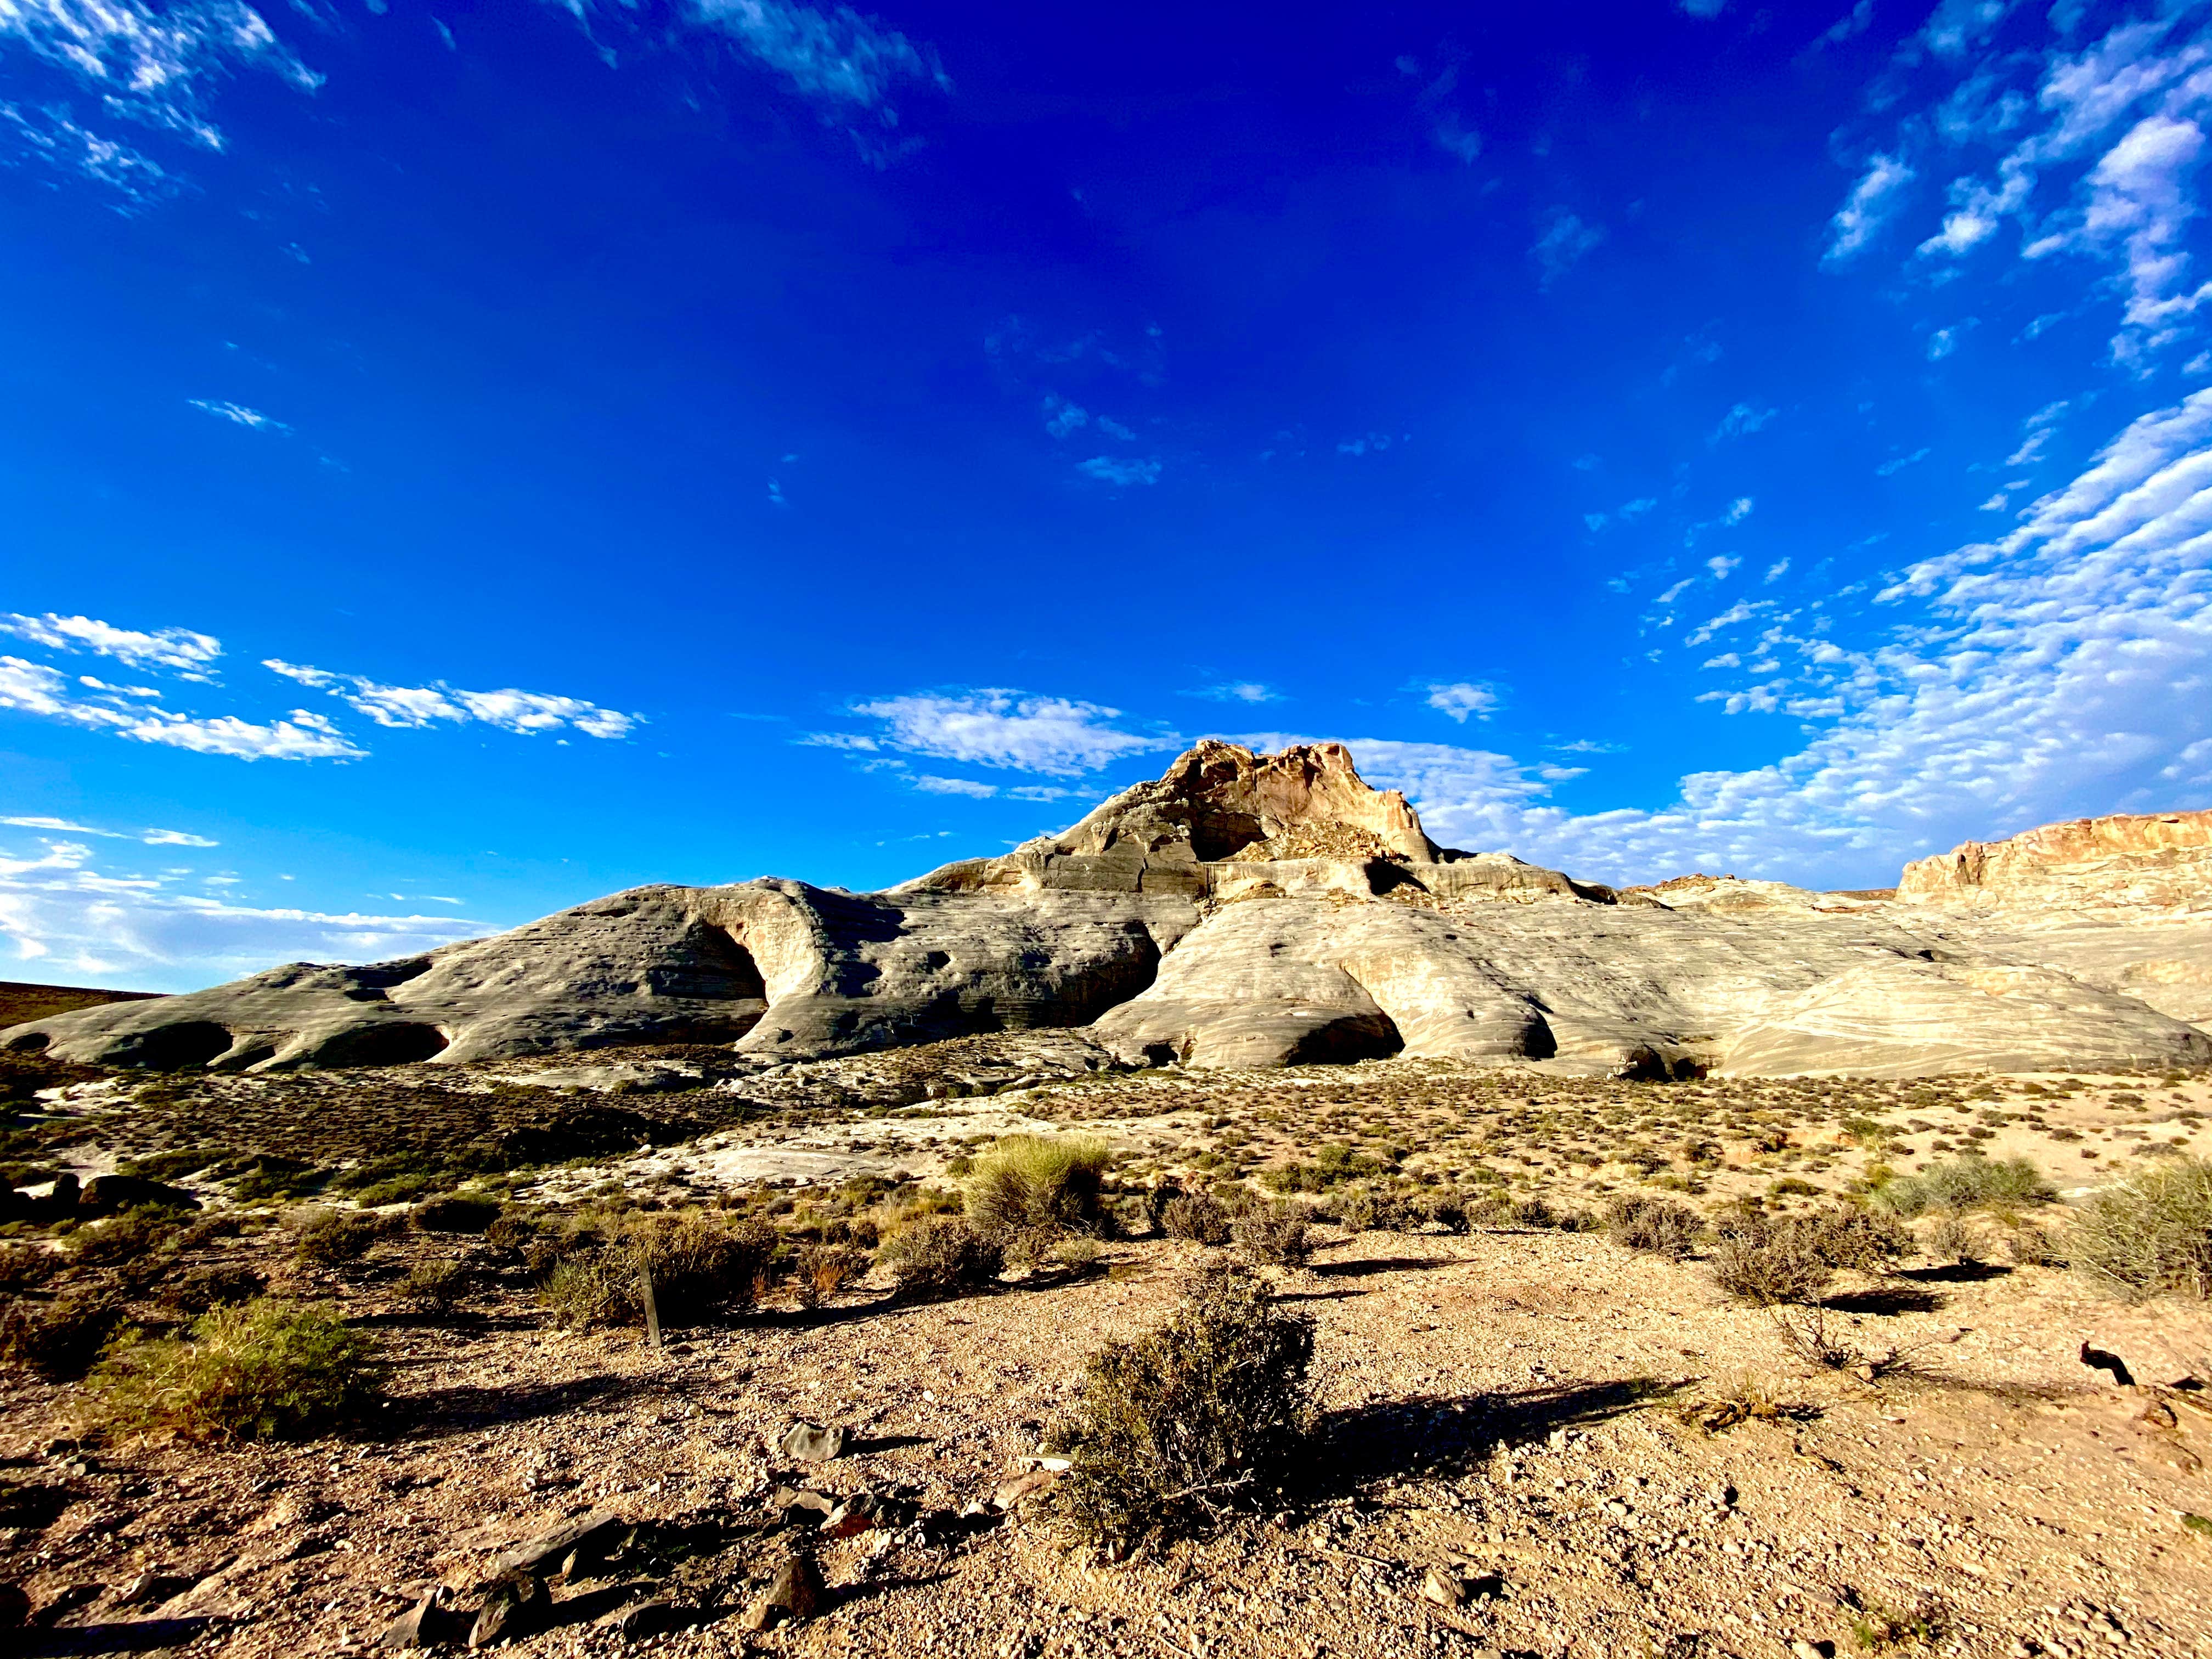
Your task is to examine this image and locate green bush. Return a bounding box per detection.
[1045,1265,1314,1547]
[0,1293,126,1379]
[1335,1187,1414,1233]
[1603,1194,1700,1260]
[87,1300,377,1442]
[877,1216,1002,1297]
[963,1136,1112,1245]
[2070,1157,2212,1302]
[413,1194,501,1235]
[1875,1156,2052,1218]
[1233,1202,1313,1267]
[402,1259,469,1310]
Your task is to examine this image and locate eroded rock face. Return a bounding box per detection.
[5,742,2210,1079]
[1900,810,2212,914]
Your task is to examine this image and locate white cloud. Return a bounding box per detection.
[1338,432,1398,456]
[1926,326,1960,360]
[1706,555,1741,578]
[1678,0,1729,17]
[1095,416,1136,442]
[1724,496,1753,524]
[0,101,173,204]
[1765,559,1791,582]
[1709,403,1777,442]
[2072,113,2211,360]
[188,397,286,432]
[843,690,1171,776]
[0,832,482,992]
[0,611,221,675]
[1876,447,1932,475]
[0,0,320,150]
[263,661,640,740]
[912,774,998,798]
[1531,208,1604,288]
[139,828,218,847]
[1075,455,1161,487]
[1825,153,1915,262]
[1424,682,1498,723]
[1195,682,1279,704]
[0,658,365,760]
[681,0,946,110]
[1339,387,2212,887]
[1042,394,1087,438]
[1,816,217,848]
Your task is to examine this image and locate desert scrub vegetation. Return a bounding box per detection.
[539,1210,777,1329]
[1233,1201,1314,1267]
[294,1208,402,1267]
[87,1299,377,1442]
[1,1291,127,1380]
[877,1215,1003,1297]
[963,1133,1111,1253]
[1158,1189,1232,1246]
[1708,1203,1909,1306]
[1875,1155,2052,1218]
[1045,1263,1314,1547]
[1603,1194,1700,1260]
[2069,1156,2212,1301]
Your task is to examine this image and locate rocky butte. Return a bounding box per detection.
[6,742,2210,1080]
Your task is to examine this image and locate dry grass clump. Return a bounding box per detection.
[412,1194,501,1234]
[1045,1264,1314,1547]
[877,1215,1002,1297]
[964,1135,1112,1252]
[1233,1201,1314,1267]
[2069,1156,2212,1301]
[86,1299,377,1443]
[1603,1194,1700,1260]
[294,1209,402,1267]
[1671,1372,1810,1434]
[1875,1155,2051,1218]
[794,1242,871,1306]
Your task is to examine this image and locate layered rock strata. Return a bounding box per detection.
[7,742,2210,1078]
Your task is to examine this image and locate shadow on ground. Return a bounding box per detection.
[1306,1376,1669,1497]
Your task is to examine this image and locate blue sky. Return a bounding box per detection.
[3,0,2211,991]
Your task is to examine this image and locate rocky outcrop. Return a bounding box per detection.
[6,742,2210,1079]
[1900,810,2212,915]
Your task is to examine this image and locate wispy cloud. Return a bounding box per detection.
[264,661,641,740]
[1709,402,1777,442]
[189,397,287,432]
[0,0,320,151]
[0,656,363,760]
[912,774,997,798]
[0,831,481,991]
[0,101,173,205]
[1424,681,1498,723]
[833,690,1172,776]
[1194,682,1280,704]
[1531,208,1605,289]
[1876,447,1931,476]
[1075,455,1160,487]
[2,815,217,848]
[0,612,221,677]
[1825,153,1915,263]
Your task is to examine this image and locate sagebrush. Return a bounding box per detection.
[1046,1264,1314,1545]
[964,1136,1112,1246]
[2069,1157,2212,1301]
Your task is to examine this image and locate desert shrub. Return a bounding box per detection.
[1603,1194,1700,1260]
[66,1205,187,1266]
[87,1300,377,1443]
[159,1263,266,1317]
[963,1136,1112,1244]
[402,1259,469,1310]
[0,1293,126,1379]
[413,1194,501,1235]
[294,1210,400,1267]
[117,1147,230,1183]
[1926,1212,1977,1264]
[794,1243,870,1306]
[1708,1210,1835,1306]
[1048,1235,1103,1272]
[482,1209,543,1254]
[1335,1187,1413,1233]
[0,1240,59,1293]
[2069,1157,2212,1301]
[1045,1264,1314,1546]
[1671,1372,1808,1434]
[1802,1204,1913,1272]
[877,1216,1001,1297]
[225,1156,328,1203]
[1161,1192,1232,1246]
[1876,1156,2051,1218]
[538,1210,776,1329]
[1233,1202,1313,1267]
[1420,1194,1470,1235]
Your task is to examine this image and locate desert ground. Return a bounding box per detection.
[5,1022,2212,1658]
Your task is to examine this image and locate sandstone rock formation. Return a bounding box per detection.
[6,742,2210,1078]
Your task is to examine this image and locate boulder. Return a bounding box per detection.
[77,1174,198,1216]
[740,1555,825,1631]
[776,1421,847,1463]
